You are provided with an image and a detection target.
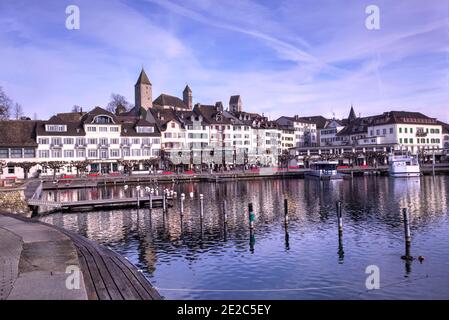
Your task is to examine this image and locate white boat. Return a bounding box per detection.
[305,161,343,180]
[388,154,421,178]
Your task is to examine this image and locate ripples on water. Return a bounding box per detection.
[39,176,449,299]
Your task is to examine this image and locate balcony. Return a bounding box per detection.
[120,143,131,148]
[50,143,63,148]
[75,143,87,148]
[98,143,110,148]
[416,131,427,137]
[141,143,152,148]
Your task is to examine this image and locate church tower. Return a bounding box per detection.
[135,68,152,110]
[183,85,192,110]
[348,105,357,123]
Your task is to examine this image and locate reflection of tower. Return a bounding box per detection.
[393,178,421,215]
[144,246,157,274]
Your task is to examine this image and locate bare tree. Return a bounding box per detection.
[13,103,24,120]
[0,86,12,120]
[72,105,82,112]
[106,93,130,113]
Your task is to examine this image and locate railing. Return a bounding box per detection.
[50,143,63,148]
[416,131,427,137]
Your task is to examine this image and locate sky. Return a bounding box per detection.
[0,0,448,121]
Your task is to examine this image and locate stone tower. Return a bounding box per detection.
[135,68,152,109]
[183,85,192,110]
[348,105,357,123]
[229,95,242,113]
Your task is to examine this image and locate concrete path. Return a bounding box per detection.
[0,214,88,300]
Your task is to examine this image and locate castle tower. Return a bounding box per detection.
[183,85,192,110]
[229,95,242,113]
[135,68,152,109]
[348,105,357,123]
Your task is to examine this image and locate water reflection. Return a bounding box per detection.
[39,176,449,299]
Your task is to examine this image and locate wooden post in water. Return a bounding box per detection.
[223,200,228,224]
[284,199,289,226]
[432,150,436,177]
[149,192,153,210]
[336,200,343,234]
[200,194,204,219]
[180,193,185,215]
[162,191,167,212]
[136,186,140,208]
[248,203,255,229]
[403,208,411,244]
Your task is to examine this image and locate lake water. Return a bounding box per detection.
[39,176,449,299]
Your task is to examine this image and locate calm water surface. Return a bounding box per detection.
[39,176,449,299]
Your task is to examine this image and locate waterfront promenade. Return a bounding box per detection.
[0,212,161,300]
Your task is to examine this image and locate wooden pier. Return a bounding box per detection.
[28,195,173,212]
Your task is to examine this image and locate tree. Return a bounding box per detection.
[106,93,131,113]
[141,158,159,174]
[11,161,36,179]
[41,161,67,180]
[0,86,13,120]
[72,105,82,112]
[71,160,91,177]
[0,160,6,178]
[13,103,24,120]
[117,159,138,174]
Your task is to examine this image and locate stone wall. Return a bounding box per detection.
[0,187,31,216]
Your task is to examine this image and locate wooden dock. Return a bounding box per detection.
[28,195,173,212]
[0,212,162,300]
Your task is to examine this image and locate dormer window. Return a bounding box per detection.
[136,126,154,133]
[93,115,114,124]
[46,124,67,132]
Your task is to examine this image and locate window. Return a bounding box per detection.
[51,138,62,145]
[38,138,49,144]
[87,126,97,132]
[404,138,408,144]
[88,138,97,145]
[100,150,108,159]
[171,122,176,128]
[76,150,85,158]
[383,129,387,135]
[76,138,86,145]
[110,127,119,132]
[94,115,113,124]
[51,150,62,158]
[404,128,408,134]
[46,125,66,132]
[110,138,119,145]
[8,166,14,174]
[409,138,413,144]
[142,138,151,145]
[88,150,97,158]
[99,127,108,132]
[131,149,141,157]
[136,126,154,133]
[152,138,160,144]
[390,128,393,134]
[64,150,74,158]
[410,128,413,134]
[399,128,402,133]
[132,138,140,144]
[99,138,108,145]
[122,149,130,157]
[435,129,440,134]
[63,138,74,145]
[376,129,380,135]
[39,150,49,158]
[399,138,403,144]
[24,148,35,158]
[121,138,130,145]
[110,149,120,157]
[164,133,172,138]
[0,148,9,158]
[10,148,23,158]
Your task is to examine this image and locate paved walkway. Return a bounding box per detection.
[0,214,87,300]
[0,213,161,300]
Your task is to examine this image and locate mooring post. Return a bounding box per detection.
[248,203,255,229]
[432,150,436,177]
[223,200,228,224]
[403,208,411,244]
[200,194,204,219]
[284,199,289,225]
[336,200,343,234]
[136,185,140,208]
[149,192,153,210]
[162,191,167,212]
[180,193,185,215]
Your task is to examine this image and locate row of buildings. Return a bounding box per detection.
[1,69,448,179]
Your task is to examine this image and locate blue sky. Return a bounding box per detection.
[0,0,448,121]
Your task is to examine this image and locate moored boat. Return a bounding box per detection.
[388,154,421,177]
[305,161,343,180]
